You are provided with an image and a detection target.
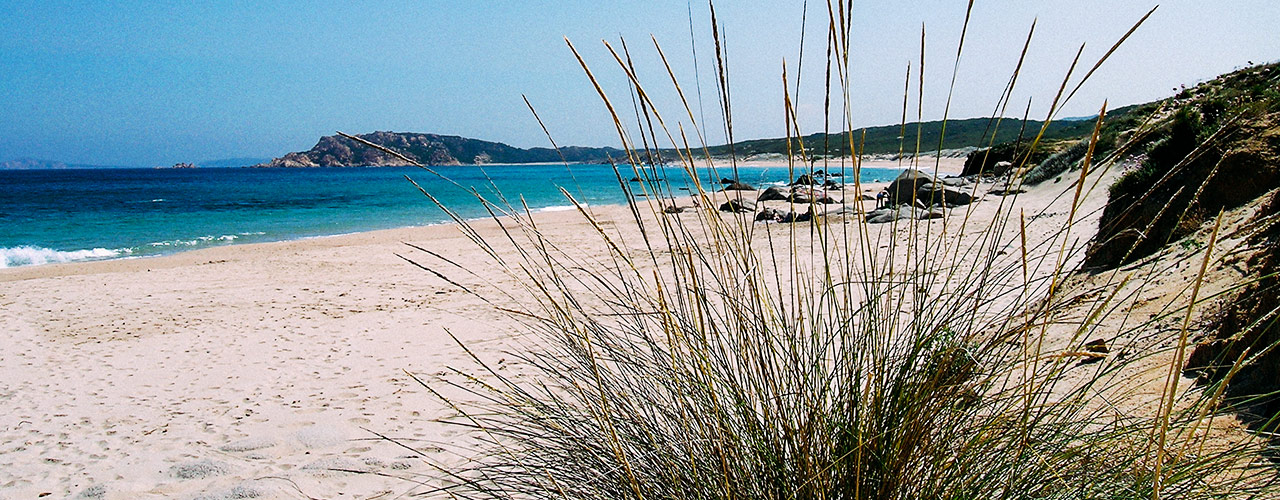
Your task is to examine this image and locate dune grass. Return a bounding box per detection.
[370,3,1280,499]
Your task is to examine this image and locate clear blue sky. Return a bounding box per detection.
[1,1,1276,166]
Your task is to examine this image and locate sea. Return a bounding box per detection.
[0,163,904,268]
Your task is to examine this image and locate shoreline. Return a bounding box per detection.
[1,158,980,498]
[1,157,964,273]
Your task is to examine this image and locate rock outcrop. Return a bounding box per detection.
[885,169,975,206]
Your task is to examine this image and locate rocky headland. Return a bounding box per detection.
[255,131,627,167]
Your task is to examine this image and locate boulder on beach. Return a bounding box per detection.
[886,169,936,205]
[780,208,814,223]
[961,147,1021,177]
[791,174,816,186]
[865,205,946,224]
[787,187,840,205]
[719,198,757,213]
[758,186,790,202]
[755,207,786,222]
[990,182,1026,196]
[822,204,860,216]
[722,181,756,191]
[752,206,814,223]
[916,183,974,206]
[866,208,897,224]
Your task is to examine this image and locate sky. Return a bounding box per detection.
[1,1,1277,167]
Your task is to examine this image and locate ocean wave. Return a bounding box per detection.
[0,246,132,268]
[147,234,242,248]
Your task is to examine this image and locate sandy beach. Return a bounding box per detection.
[0,157,1188,499]
[0,205,595,498]
[5,0,1277,497]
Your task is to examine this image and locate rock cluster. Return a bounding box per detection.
[864,169,977,224]
[706,174,846,222]
[698,169,978,225]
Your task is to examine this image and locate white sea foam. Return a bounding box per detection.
[0,246,131,268]
[537,204,584,213]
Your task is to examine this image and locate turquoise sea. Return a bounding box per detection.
[0,163,903,268]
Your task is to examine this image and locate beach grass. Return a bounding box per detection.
[369,3,1279,498]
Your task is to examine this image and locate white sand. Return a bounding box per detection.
[0,161,1158,499]
[0,219,544,498]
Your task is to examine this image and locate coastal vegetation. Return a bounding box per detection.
[381,3,1280,499]
[1087,62,1280,268]
[1088,62,1280,437]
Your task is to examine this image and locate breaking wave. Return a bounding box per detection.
[0,246,132,268]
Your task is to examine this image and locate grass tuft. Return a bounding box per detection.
[383,6,1280,500]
